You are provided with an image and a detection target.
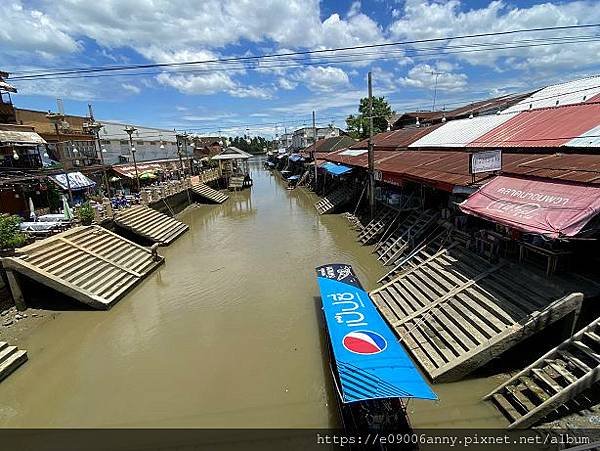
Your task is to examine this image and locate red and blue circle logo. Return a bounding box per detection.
[342,330,387,355]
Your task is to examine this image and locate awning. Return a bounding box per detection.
[322,162,352,176]
[113,162,163,178]
[459,175,600,238]
[0,130,46,145]
[51,172,96,191]
[288,153,303,162]
[316,264,437,403]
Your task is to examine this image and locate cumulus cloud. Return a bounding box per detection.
[292,66,351,92]
[121,83,141,94]
[400,63,468,91]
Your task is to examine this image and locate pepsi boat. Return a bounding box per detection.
[315,264,437,449]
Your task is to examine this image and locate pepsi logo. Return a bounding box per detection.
[342,330,387,355]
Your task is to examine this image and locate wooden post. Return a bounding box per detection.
[6,270,26,311]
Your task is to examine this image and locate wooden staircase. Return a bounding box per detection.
[484,317,600,429]
[190,182,229,204]
[314,187,351,215]
[0,341,27,382]
[357,207,397,245]
[228,176,245,191]
[370,232,588,382]
[374,209,438,265]
[114,205,189,245]
[297,170,310,187]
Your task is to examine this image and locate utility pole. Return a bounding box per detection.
[312,110,317,189]
[84,120,111,199]
[124,126,140,191]
[431,71,442,111]
[367,71,375,220]
[46,111,73,204]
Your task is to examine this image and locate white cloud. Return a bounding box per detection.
[292,66,351,92]
[277,78,298,90]
[389,0,600,71]
[0,1,80,58]
[156,72,236,95]
[400,63,467,91]
[121,83,141,94]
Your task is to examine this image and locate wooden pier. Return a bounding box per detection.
[113,205,189,246]
[485,316,600,428]
[0,342,27,382]
[370,230,597,382]
[190,182,229,204]
[314,187,352,214]
[228,176,245,191]
[2,226,164,310]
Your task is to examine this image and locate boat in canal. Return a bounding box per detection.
[315,264,437,449]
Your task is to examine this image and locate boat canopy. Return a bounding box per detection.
[459,175,600,238]
[316,263,437,403]
[322,162,352,176]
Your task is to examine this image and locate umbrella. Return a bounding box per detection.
[62,195,74,220]
[28,197,36,221]
[139,171,158,180]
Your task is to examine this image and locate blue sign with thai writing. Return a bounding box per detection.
[316,263,437,403]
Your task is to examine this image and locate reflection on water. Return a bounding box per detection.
[0,159,504,428]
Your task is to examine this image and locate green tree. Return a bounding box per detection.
[230,135,269,154]
[346,96,394,140]
[0,215,27,249]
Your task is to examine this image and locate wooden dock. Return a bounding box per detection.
[370,230,595,382]
[228,176,245,191]
[314,187,352,215]
[113,205,189,246]
[485,316,600,428]
[0,342,27,382]
[190,182,229,204]
[2,226,164,310]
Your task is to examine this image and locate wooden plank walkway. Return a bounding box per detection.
[314,187,352,214]
[0,341,27,383]
[370,233,588,382]
[375,209,438,265]
[2,226,164,310]
[190,182,229,204]
[484,316,600,428]
[114,205,189,245]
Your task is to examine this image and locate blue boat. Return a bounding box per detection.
[316,263,436,446]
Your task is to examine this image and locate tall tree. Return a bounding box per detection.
[346,96,394,140]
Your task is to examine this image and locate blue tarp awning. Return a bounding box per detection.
[289,154,303,162]
[316,263,437,403]
[322,162,352,176]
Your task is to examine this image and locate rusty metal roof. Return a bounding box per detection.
[350,124,442,150]
[469,103,600,148]
[502,153,600,184]
[325,149,399,168]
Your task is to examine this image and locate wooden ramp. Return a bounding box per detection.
[375,209,438,265]
[485,317,600,428]
[0,342,27,382]
[2,226,164,310]
[114,205,188,245]
[370,234,588,382]
[357,206,397,244]
[314,187,351,215]
[228,176,245,191]
[190,182,229,204]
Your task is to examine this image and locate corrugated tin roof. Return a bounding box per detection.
[0,129,46,145]
[350,124,442,150]
[469,103,600,148]
[408,113,517,148]
[303,135,356,154]
[503,75,600,113]
[565,124,600,148]
[325,149,398,168]
[503,153,600,184]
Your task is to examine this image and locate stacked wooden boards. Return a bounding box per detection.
[314,187,352,215]
[228,176,245,191]
[2,226,164,310]
[113,205,189,245]
[190,183,229,204]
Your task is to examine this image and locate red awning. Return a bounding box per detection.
[459,175,600,238]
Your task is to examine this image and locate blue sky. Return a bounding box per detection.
[2,0,600,137]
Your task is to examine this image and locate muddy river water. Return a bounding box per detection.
[0,159,506,428]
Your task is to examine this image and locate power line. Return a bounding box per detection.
[9,23,600,80]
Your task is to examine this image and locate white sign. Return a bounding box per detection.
[470,150,502,174]
[374,170,382,181]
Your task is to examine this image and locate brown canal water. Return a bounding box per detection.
[0,159,506,428]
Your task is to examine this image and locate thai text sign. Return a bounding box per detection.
[470,150,502,174]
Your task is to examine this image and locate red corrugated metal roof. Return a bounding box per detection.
[503,153,600,184]
[588,93,600,103]
[350,124,442,150]
[325,149,398,168]
[469,103,600,148]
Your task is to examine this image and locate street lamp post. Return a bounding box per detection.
[175,132,188,177]
[46,111,73,203]
[124,126,140,191]
[84,120,111,198]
